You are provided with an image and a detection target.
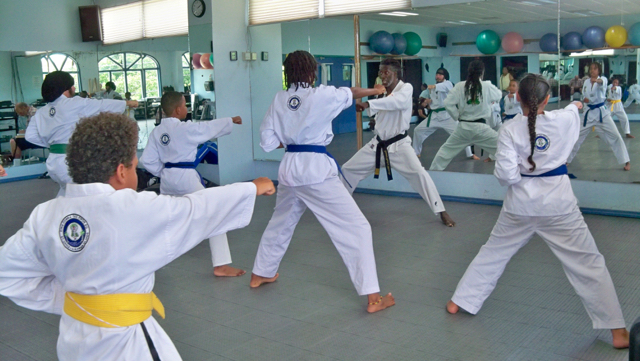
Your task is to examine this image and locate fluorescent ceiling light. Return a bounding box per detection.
[459,20,477,24]
[569,10,602,16]
[570,49,614,56]
[445,21,462,24]
[25,51,49,56]
[536,0,556,4]
[391,11,419,15]
[379,12,407,16]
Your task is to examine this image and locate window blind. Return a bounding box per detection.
[323,0,411,16]
[101,2,144,45]
[249,0,319,26]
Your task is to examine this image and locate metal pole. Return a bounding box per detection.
[354,14,362,149]
[557,0,561,108]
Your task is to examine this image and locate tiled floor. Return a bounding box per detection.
[1,179,638,360]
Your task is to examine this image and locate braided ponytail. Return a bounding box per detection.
[518,74,550,172]
[526,90,538,171]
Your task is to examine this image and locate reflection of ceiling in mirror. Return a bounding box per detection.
[355,0,640,27]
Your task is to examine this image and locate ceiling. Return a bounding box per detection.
[351,0,640,28]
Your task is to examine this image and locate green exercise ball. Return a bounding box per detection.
[476,30,501,55]
[403,32,422,56]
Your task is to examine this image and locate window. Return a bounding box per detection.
[98,52,160,99]
[41,53,82,91]
[182,52,191,91]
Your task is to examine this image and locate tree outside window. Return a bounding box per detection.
[41,53,82,91]
[98,52,161,99]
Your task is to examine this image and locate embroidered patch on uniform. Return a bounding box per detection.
[49,108,56,117]
[160,133,171,146]
[535,134,550,152]
[287,95,301,111]
[59,214,90,252]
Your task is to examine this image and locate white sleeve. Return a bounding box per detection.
[0,214,64,315]
[260,105,282,152]
[80,98,127,118]
[444,84,462,121]
[24,117,48,147]
[139,135,164,176]
[487,83,503,102]
[186,118,233,145]
[493,126,522,186]
[368,83,412,112]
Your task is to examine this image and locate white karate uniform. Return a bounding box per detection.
[341,81,445,215]
[451,104,625,329]
[96,90,122,100]
[25,95,126,197]
[567,77,630,165]
[430,80,503,171]
[412,81,473,158]
[253,83,380,296]
[503,93,522,119]
[140,117,234,268]
[0,182,257,360]
[624,84,640,107]
[486,102,503,160]
[607,85,631,135]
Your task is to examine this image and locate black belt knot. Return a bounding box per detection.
[374,131,408,181]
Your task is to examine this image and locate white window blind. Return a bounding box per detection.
[323,0,411,16]
[101,0,187,45]
[249,0,319,26]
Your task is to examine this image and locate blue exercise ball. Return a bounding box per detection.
[582,26,605,49]
[539,33,558,52]
[629,22,640,46]
[562,31,583,51]
[369,31,394,54]
[390,33,407,55]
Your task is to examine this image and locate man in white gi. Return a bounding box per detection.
[412,68,475,160]
[140,91,245,277]
[0,112,275,360]
[624,79,640,107]
[340,59,455,227]
[567,63,630,171]
[607,78,634,138]
[26,71,138,197]
[93,81,122,100]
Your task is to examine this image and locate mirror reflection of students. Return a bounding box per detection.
[9,102,38,161]
[607,78,633,139]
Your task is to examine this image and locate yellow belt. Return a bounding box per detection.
[64,291,165,328]
[610,99,621,111]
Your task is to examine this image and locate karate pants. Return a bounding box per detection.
[341,140,445,215]
[430,122,499,171]
[624,93,640,107]
[609,102,631,135]
[412,117,473,158]
[451,209,625,329]
[567,114,630,165]
[252,177,380,296]
[46,154,72,198]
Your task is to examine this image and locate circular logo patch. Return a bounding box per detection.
[535,134,550,152]
[160,133,171,146]
[49,107,56,117]
[287,95,301,111]
[59,214,90,252]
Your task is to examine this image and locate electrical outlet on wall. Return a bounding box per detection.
[242,52,252,61]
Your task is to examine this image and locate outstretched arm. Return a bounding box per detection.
[351,84,385,99]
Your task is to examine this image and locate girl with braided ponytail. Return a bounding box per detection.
[446,73,629,349]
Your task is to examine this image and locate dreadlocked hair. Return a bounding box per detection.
[518,73,550,172]
[283,50,318,91]
[464,60,484,103]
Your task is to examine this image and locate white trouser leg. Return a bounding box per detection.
[567,123,593,164]
[390,142,445,214]
[341,145,377,193]
[612,108,630,135]
[47,155,72,198]
[624,93,639,107]
[472,123,499,158]
[412,120,437,156]
[437,119,473,158]
[295,178,380,296]
[487,123,502,160]
[430,124,473,171]
[594,115,630,164]
[252,184,307,278]
[452,210,536,314]
[210,234,232,267]
[536,210,625,329]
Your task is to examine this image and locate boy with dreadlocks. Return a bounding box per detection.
[250,50,396,313]
[446,74,629,349]
[429,59,503,171]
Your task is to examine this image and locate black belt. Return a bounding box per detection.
[374,131,408,181]
[459,118,486,124]
[140,321,161,361]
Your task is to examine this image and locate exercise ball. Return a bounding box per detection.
[502,32,524,53]
[539,33,558,52]
[403,32,423,56]
[562,32,582,51]
[369,31,394,54]
[390,33,407,55]
[192,54,202,69]
[476,30,500,55]
[582,26,605,49]
[628,22,640,46]
[606,26,627,48]
[201,53,213,69]
[209,53,214,66]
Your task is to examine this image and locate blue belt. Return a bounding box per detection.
[164,141,217,186]
[583,102,605,127]
[286,144,351,188]
[503,113,518,121]
[521,164,568,178]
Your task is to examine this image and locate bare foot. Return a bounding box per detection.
[249,272,279,288]
[611,328,629,349]
[367,292,395,313]
[440,211,456,227]
[624,162,631,171]
[417,154,421,158]
[446,300,459,314]
[469,155,480,160]
[483,158,493,163]
[626,134,635,139]
[213,265,246,277]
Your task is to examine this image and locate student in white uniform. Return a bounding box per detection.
[94,81,122,100]
[250,51,395,313]
[446,74,629,349]
[567,63,631,171]
[0,112,276,360]
[340,59,455,227]
[624,79,640,107]
[607,78,634,138]
[25,71,138,197]
[412,68,475,160]
[502,79,523,121]
[140,92,245,277]
[429,60,503,171]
